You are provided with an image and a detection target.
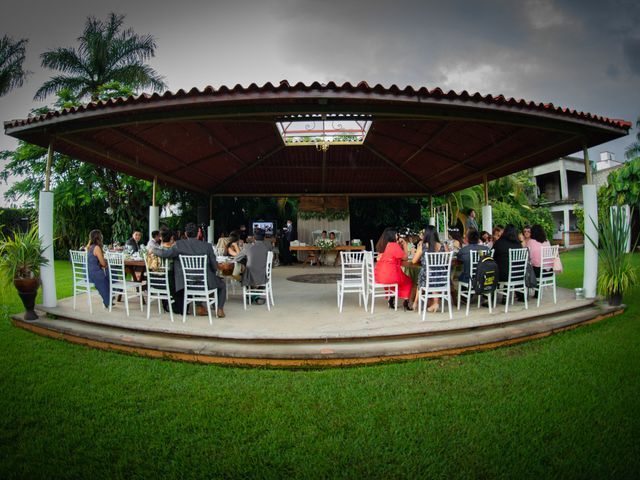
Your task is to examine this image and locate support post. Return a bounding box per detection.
[207,195,215,245]
[148,206,159,241]
[482,175,492,233]
[583,184,598,298]
[483,174,489,205]
[44,143,54,192]
[559,160,569,200]
[482,205,492,234]
[583,145,593,185]
[563,208,571,247]
[149,177,159,241]
[429,194,435,226]
[39,191,56,307]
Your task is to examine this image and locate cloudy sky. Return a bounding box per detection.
[1,0,639,201]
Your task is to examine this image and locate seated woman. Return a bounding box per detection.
[226,233,242,257]
[447,228,463,253]
[527,224,551,278]
[480,231,492,247]
[412,225,446,312]
[374,229,413,311]
[521,225,532,247]
[326,231,338,264]
[215,232,231,257]
[492,225,504,245]
[86,229,110,309]
[224,233,246,280]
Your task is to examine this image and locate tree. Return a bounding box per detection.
[625,116,640,161]
[0,35,29,96]
[34,12,165,101]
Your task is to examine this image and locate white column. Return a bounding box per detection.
[563,208,571,247]
[38,191,56,307]
[207,220,215,245]
[482,205,492,233]
[148,206,159,241]
[559,161,569,200]
[428,217,436,226]
[583,185,598,298]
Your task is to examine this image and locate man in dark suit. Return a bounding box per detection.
[280,219,295,265]
[234,229,270,305]
[125,229,142,253]
[152,223,227,317]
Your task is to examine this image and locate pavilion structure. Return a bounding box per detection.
[4,81,631,309]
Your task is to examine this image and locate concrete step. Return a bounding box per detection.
[12,303,622,367]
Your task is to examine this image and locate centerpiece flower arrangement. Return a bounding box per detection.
[315,238,335,250]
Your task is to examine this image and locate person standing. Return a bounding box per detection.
[280,219,295,265]
[152,223,227,317]
[125,229,142,253]
[86,229,110,309]
[465,209,479,234]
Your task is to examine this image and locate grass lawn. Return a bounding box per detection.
[0,252,639,478]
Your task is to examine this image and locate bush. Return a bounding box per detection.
[491,201,522,229]
[0,208,35,237]
[492,201,554,239]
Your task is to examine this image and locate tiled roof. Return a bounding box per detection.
[4,80,632,130]
[3,81,631,196]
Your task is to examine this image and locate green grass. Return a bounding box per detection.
[0,253,639,478]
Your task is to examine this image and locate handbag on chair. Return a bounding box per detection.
[525,261,538,288]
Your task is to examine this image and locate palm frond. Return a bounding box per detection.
[0,36,29,96]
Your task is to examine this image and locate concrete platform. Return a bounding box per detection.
[11,265,623,367]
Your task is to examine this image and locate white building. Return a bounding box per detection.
[530,152,622,247]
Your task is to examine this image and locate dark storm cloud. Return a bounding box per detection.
[0,0,638,196]
[623,37,640,74]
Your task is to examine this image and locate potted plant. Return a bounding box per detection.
[0,225,49,320]
[586,207,637,306]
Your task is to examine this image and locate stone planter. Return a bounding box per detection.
[608,292,623,307]
[13,277,40,320]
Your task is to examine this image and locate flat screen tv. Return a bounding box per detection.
[252,221,275,236]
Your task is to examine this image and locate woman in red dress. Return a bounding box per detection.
[374,229,414,311]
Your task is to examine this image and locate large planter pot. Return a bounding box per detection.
[13,277,40,320]
[608,291,623,307]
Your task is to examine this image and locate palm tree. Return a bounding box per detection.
[0,35,29,97]
[35,12,166,101]
[625,116,640,161]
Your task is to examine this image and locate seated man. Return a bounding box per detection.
[234,228,270,305]
[457,229,489,284]
[153,222,227,317]
[125,229,142,253]
[147,230,161,249]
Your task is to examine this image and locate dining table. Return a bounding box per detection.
[290,245,366,266]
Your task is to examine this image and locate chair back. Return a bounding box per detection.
[105,251,126,285]
[469,249,481,280]
[70,250,89,283]
[540,245,559,282]
[425,251,454,290]
[541,245,558,271]
[179,255,208,292]
[146,256,170,293]
[266,251,274,282]
[507,248,529,283]
[364,251,375,288]
[340,251,365,282]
